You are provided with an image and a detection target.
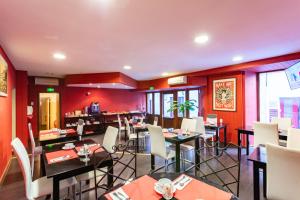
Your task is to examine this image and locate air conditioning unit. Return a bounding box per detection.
[168,76,187,85]
[35,77,59,86]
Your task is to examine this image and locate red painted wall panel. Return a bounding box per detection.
[28,78,145,137]
[202,72,245,144]
[0,46,16,179]
[16,71,28,148]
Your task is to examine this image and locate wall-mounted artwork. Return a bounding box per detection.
[213,78,236,111]
[0,55,8,97]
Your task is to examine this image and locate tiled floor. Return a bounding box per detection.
[0,134,266,200]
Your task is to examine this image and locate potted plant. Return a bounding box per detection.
[168,99,198,118]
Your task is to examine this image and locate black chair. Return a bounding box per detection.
[188,139,241,197]
[92,141,137,199]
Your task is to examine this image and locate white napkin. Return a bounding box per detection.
[109,188,129,200]
[173,175,192,190]
[50,155,70,164]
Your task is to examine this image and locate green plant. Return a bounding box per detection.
[167,99,198,117]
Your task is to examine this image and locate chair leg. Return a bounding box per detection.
[72,185,76,200]
[79,181,82,200]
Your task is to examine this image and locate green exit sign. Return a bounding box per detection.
[149,86,155,90]
[46,87,55,92]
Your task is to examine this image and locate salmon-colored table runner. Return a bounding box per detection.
[174,175,232,200]
[46,149,78,164]
[105,175,161,200]
[75,144,104,154]
[163,132,176,138]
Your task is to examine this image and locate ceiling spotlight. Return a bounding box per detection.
[232,56,243,62]
[194,34,209,44]
[123,65,132,70]
[89,83,93,86]
[162,72,169,77]
[53,52,66,60]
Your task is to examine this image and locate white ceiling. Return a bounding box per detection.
[0,0,300,80]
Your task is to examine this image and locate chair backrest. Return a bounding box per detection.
[117,114,122,129]
[147,125,167,159]
[271,117,292,131]
[193,117,206,134]
[11,138,32,199]
[140,117,144,124]
[124,117,131,137]
[77,119,84,135]
[207,114,217,124]
[266,143,300,200]
[253,122,279,147]
[153,116,158,126]
[181,118,197,132]
[28,123,36,177]
[102,126,119,153]
[287,128,300,150]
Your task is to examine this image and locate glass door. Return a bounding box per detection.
[163,92,174,128]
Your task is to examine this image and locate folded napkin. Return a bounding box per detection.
[46,149,78,164]
[173,174,192,190]
[49,155,71,164]
[109,188,129,200]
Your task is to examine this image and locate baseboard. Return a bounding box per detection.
[0,157,12,186]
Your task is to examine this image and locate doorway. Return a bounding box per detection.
[39,93,60,131]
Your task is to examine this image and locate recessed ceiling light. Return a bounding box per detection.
[123,65,132,70]
[162,72,169,77]
[194,34,209,44]
[232,56,243,62]
[53,52,66,60]
[89,83,93,86]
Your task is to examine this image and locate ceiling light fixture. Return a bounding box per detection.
[89,83,93,86]
[53,52,66,60]
[162,72,169,77]
[232,56,243,62]
[123,65,132,70]
[97,85,101,88]
[194,34,209,44]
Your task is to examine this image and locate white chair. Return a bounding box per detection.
[147,125,175,171]
[207,114,218,125]
[77,119,84,141]
[266,143,300,200]
[125,117,146,150]
[11,138,77,200]
[153,116,158,126]
[271,117,292,131]
[117,114,126,142]
[28,123,42,177]
[287,128,300,150]
[253,122,279,147]
[76,126,119,200]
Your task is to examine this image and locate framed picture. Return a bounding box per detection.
[0,55,8,97]
[213,78,236,111]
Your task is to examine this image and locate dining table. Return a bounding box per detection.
[99,172,239,200]
[42,139,113,200]
[39,128,78,146]
[237,126,287,155]
[247,146,267,200]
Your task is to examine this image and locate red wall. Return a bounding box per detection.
[0,47,16,180]
[202,72,245,144]
[28,78,145,137]
[16,71,28,148]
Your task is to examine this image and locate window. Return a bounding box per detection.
[163,93,174,118]
[177,91,186,117]
[147,93,153,114]
[259,71,300,127]
[189,90,199,118]
[154,93,160,115]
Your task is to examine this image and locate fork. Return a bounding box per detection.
[179,177,191,187]
[174,175,186,185]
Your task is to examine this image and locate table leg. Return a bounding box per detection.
[151,154,155,171]
[53,177,60,200]
[247,133,250,155]
[263,166,267,197]
[107,161,114,188]
[194,137,200,176]
[224,126,227,146]
[238,130,241,159]
[136,130,139,153]
[253,162,260,200]
[175,144,181,172]
[215,128,220,155]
